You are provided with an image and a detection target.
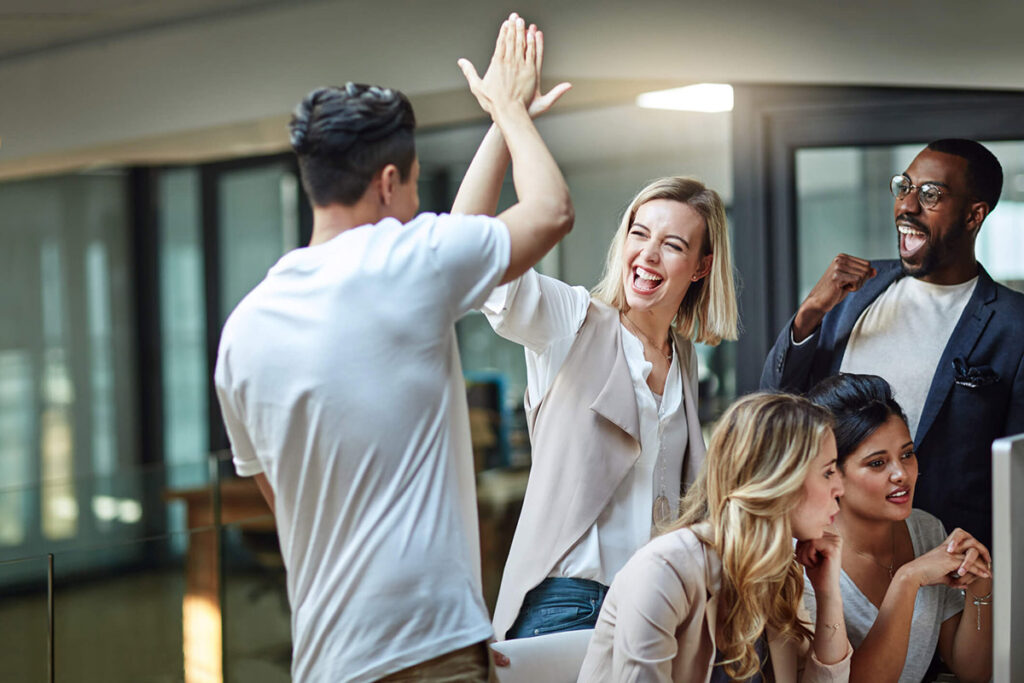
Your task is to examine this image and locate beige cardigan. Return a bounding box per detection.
[491,300,706,640]
[577,523,852,682]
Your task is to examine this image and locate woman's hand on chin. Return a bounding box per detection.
[796,528,843,594]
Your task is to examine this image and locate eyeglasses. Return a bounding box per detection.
[889,175,947,209]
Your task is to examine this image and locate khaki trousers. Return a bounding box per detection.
[377,642,489,682]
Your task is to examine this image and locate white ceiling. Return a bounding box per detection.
[0,0,297,60]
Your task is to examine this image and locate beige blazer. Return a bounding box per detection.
[577,523,852,682]
[492,300,706,640]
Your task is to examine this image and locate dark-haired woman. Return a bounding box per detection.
[806,373,992,683]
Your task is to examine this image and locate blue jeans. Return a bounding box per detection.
[505,577,608,640]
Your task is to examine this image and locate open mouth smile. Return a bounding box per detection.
[632,265,663,294]
[898,222,927,259]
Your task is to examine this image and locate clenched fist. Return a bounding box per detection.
[793,254,877,342]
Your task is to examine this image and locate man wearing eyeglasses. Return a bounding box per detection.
[761,138,1024,548]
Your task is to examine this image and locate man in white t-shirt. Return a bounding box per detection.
[214,15,574,682]
[762,139,1024,549]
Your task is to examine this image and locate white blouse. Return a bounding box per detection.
[482,269,690,586]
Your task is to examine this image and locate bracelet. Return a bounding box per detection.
[965,587,992,631]
[824,623,841,638]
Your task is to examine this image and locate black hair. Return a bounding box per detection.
[289,83,416,207]
[805,373,907,469]
[926,138,1003,211]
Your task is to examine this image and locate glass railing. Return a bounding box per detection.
[0,449,536,682]
[0,554,50,682]
[0,452,288,683]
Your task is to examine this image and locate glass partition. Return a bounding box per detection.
[158,168,209,488]
[52,534,188,682]
[222,512,290,682]
[217,163,301,327]
[0,456,287,683]
[0,170,138,573]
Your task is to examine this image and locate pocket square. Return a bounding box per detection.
[952,357,999,389]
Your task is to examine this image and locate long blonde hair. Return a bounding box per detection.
[590,176,738,345]
[669,393,833,679]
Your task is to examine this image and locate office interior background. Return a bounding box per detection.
[2,1,1024,681]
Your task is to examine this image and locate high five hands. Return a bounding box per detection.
[458,12,571,120]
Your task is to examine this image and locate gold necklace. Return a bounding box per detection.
[620,313,672,360]
[849,524,896,579]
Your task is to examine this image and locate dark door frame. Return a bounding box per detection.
[731,84,1024,395]
[197,153,311,454]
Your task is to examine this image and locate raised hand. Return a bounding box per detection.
[526,27,571,118]
[793,254,877,341]
[451,12,574,284]
[458,13,537,117]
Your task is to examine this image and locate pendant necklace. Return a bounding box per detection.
[851,524,897,579]
[652,454,672,529]
[621,313,672,361]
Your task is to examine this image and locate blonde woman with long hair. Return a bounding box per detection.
[578,393,852,682]
[453,53,739,643]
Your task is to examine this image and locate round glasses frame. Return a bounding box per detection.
[889,174,950,209]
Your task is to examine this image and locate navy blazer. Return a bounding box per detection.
[761,260,1024,548]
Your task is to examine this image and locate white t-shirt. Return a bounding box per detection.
[215,212,510,682]
[804,509,963,683]
[482,270,688,586]
[840,276,977,439]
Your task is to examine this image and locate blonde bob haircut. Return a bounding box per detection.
[667,393,834,680]
[590,176,739,346]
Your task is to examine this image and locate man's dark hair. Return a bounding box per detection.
[926,138,1003,211]
[289,83,416,207]
[806,373,908,469]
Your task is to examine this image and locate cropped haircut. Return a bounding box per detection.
[590,176,739,346]
[926,138,1003,211]
[668,392,833,679]
[289,83,416,207]
[806,373,907,470]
